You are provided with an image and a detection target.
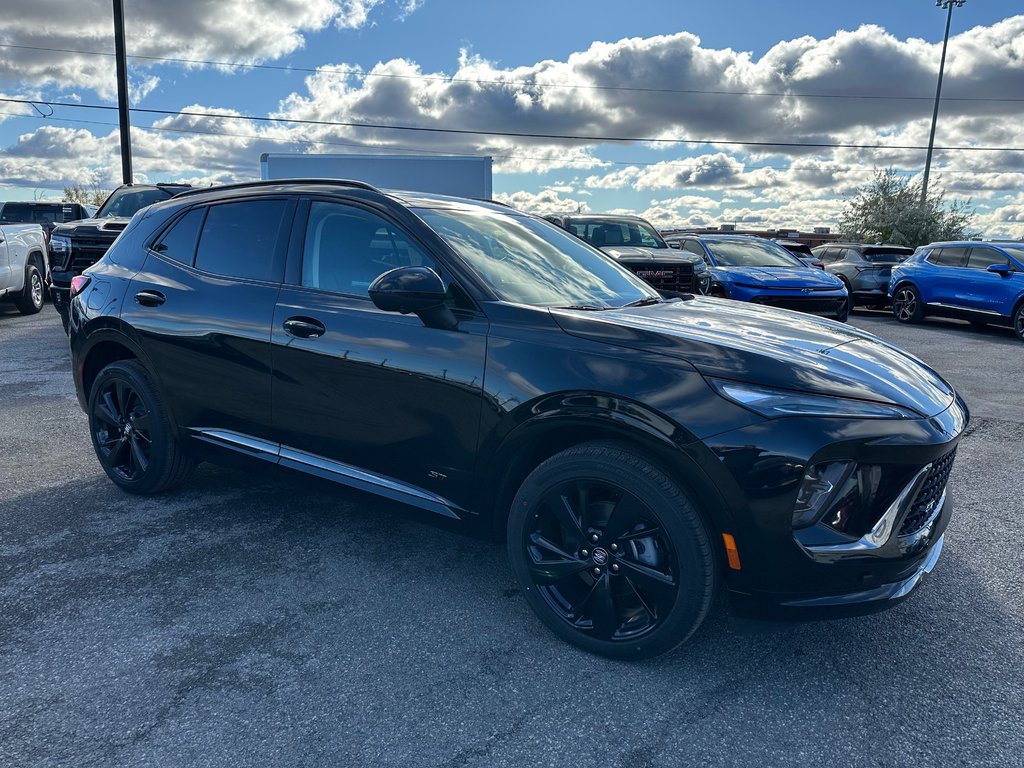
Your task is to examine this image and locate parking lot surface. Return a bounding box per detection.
[2,304,1022,768]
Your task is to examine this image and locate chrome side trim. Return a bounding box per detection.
[926,302,1003,317]
[802,463,932,562]
[278,447,462,519]
[191,428,281,461]
[189,428,463,520]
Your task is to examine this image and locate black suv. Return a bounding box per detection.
[50,183,191,331]
[544,214,711,295]
[69,181,967,659]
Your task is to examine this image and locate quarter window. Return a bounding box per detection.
[153,208,205,265]
[194,200,288,282]
[301,202,436,296]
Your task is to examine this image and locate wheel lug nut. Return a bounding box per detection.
[581,549,589,558]
[610,564,619,573]
[590,534,599,543]
[592,567,602,577]
[610,543,618,552]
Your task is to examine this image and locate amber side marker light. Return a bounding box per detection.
[722,533,742,570]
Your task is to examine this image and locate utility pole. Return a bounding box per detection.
[921,0,964,207]
[113,0,133,185]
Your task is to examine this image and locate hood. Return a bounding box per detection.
[715,266,842,289]
[52,217,131,238]
[602,246,701,264]
[551,298,954,417]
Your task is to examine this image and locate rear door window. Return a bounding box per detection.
[195,200,289,282]
[927,247,969,267]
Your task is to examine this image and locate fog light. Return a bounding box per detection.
[792,462,851,529]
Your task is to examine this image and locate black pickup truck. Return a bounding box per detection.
[49,183,191,331]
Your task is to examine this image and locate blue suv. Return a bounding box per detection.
[889,241,1024,341]
[671,234,849,321]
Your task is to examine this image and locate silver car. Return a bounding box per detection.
[812,243,913,308]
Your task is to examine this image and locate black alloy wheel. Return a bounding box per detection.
[88,361,195,494]
[1015,303,1024,342]
[508,442,715,659]
[892,284,924,324]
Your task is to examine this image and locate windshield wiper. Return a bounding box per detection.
[621,296,662,308]
[559,304,609,311]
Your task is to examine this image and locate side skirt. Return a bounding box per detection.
[190,428,464,520]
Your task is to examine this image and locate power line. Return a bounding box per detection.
[0,108,1016,178]
[1,96,1022,153]
[2,42,1023,103]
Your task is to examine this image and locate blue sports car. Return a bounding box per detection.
[889,241,1024,341]
[670,234,849,321]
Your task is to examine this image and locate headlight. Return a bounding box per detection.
[49,235,71,254]
[709,379,919,420]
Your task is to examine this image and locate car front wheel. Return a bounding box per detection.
[88,360,195,494]
[892,284,924,324]
[1014,303,1024,342]
[15,265,44,315]
[507,442,716,659]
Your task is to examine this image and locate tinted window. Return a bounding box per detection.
[819,248,841,264]
[682,240,706,257]
[928,247,969,267]
[195,200,288,282]
[577,220,667,249]
[703,239,803,268]
[0,203,61,225]
[301,202,435,296]
[862,247,912,263]
[968,247,1007,270]
[153,208,205,265]
[96,187,175,219]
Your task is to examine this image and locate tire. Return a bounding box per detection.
[53,291,71,334]
[710,285,728,299]
[892,284,924,324]
[88,360,195,494]
[1014,303,1024,342]
[507,441,715,660]
[14,264,44,315]
[835,297,850,323]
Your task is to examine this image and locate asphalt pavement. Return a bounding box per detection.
[1,303,1022,768]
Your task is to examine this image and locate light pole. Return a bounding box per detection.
[113,0,133,185]
[921,0,964,207]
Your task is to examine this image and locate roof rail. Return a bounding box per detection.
[173,178,381,199]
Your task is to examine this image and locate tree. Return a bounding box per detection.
[63,184,110,207]
[838,168,973,247]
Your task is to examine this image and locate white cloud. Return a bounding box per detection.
[495,189,590,216]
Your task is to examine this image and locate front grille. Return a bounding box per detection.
[69,236,116,272]
[626,263,696,293]
[750,296,847,316]
[900,447,957,535]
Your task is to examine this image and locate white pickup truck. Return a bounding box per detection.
[0,223,48,315]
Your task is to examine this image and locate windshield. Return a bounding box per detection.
[704,238,803,268]
[416,208,657,308]
[569,219,668,250]
[863,247,912,263]
[96,187,174,219]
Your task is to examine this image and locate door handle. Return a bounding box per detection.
[134,290,166,307]
[283,316,326,339]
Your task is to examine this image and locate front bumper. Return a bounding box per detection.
[728,285,849,319]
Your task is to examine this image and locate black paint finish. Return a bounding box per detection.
[69,181,968,615]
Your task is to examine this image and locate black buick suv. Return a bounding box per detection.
[68,180,967,659]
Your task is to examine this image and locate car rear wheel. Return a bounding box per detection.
[14,265,44,315]
[507,441,715,659]
[88,360,195,494]
[892,284,924,324]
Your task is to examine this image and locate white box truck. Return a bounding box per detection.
[260,153,493,199]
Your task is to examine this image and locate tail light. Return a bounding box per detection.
[69,275,91,298]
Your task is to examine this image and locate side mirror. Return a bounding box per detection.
[986,263,1012,277]
[369,266,458,330]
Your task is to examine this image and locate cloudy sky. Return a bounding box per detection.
[1,0,1022,236]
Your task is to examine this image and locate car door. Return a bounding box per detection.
[921,246,970,306]
[963,246,1018,317]
[270,198,488,514]
[0,229,11,291]
[121,197,294,442]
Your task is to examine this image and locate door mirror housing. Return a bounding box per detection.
[986,263,1012,277]
[369,266,457,330]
